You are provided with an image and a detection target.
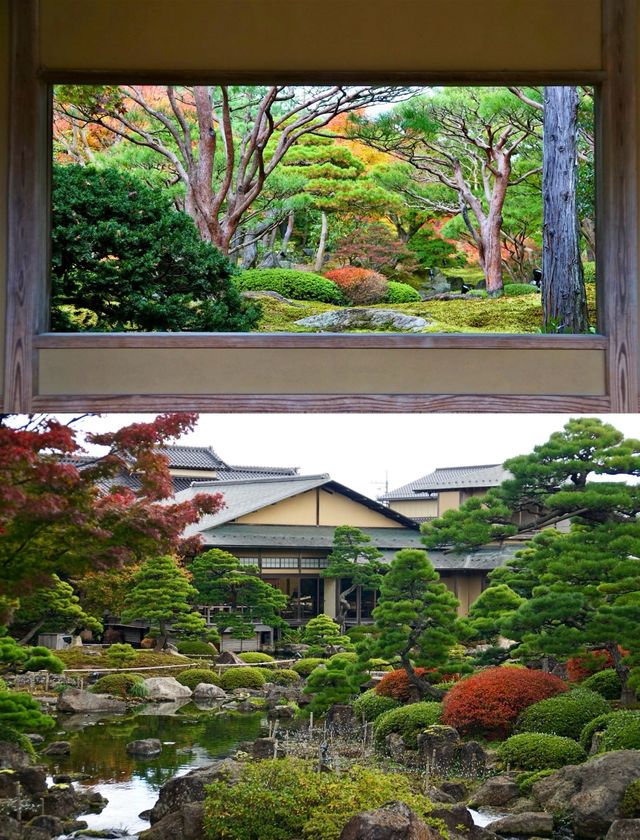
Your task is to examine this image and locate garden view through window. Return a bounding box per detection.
[51,85,596,335]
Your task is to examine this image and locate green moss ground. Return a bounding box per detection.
[254,286,597,334]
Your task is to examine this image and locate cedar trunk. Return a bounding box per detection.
[542,86,589,332]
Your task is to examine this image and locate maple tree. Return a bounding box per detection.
[0,413,224,600]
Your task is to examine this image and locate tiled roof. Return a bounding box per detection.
[158,445,226,470]
[176,474,419,535]
[199,523,521,570]
[381,464,511,500]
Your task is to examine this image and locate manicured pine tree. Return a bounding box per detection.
[365,549,460,701]
[300,613,352,655]
[122,556,206,650]
[323,526,384,633]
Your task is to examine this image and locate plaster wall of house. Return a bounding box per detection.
[437,490,462,515]
[386,499,438,519]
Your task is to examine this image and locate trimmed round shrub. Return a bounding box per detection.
[106,643,137,670]
[235,269,344,304]
[176,668,222,690]
[263,668,301,686]
[329,652,358,666]
[375,668,431,702]
[622,779,640,818]
[373,701,442,751]
[324,268,387,305]
[220,666,267,691]
[442,667,568,737]
[580,710,640,753]
[176,640,217,656]
[22,651,65,674]
[352,689,400,723]
[516,688,609,740]
[292,658,326,677]
[580,668,622,700]
[384,281,421,303]
[91,673,143,697]
[238,652,275,664]
[497,733,586,770]
[503,283,540,296]
[0,691,55,733]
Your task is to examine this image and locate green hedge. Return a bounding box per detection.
[176,640,217,656]
[91,673,143,697]
[516,688,609,740]
[503,283,539,296]
[580,669,622,700]
[497,733,586,771]
[352,689,400,723]
[384,281,421,303]
[292,658,326,677]
[238,652,275,664]
[373,701,442,751]
[220,667,267,691]
[580,710,640,753]
[176,668,222,690]
[235,269,344,304]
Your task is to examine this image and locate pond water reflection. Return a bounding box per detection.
[42,701,265,836]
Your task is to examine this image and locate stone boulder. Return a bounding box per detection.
[267,704,295,719]
[0,740,33,770]
[487,812,554,837]
[57,689,126,714]
[142,678,192,702]
[192,683,227,701]
[249,737,279,760]
[417,726,459,770]
[42,741,71,756]
[148,760,242,824]
[265,685,303,706]
[469,775,520,808]
[606,821,640,840]
[439,782,467,802]
[215,651,244,665]
[139,802,204,840]
[126,739,163,757]
[326,703,357,731]
[295,309,431,333]
[339,801,442,840]
[531,750,640,838]
[0,818,23,840]
[26,815,65,838]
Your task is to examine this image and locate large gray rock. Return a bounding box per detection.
[57,689,126,714]
[139,802,204,840]
[339,801,443,839]
[469,775,520,808]
[192,682,227,701]
[487,812,554,836]
[295,308,431,333]
[606,821,640,840]
[531,750,640,839]
[148,760,242,824]
[142,678,192,702]
[126,739,162,757]
[0,740,33,770]
[215,651,244,665]
[42,740,71,756]
[417,725,459,771]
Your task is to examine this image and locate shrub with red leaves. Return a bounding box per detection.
[566,648,628,683]
[375,668,431,701]
[441,667,568,737]
[324,267,388,305]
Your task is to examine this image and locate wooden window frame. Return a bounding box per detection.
[4,0,638,413]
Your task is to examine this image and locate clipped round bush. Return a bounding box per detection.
[384,281,421,303]
[176,640,217,656]
[263,668,301,686]
[324,267,388,305]
[176,668,222,690]
[442,667,568,737]
[373,701,442,751]
[238,652,275,664]
[91,673,143,698]
[580,669,622,700]
[220,666,267,691]
[235,269,344,304]
[580,710,640,753]
[375,668,431,702]
[106,643,137,670]
[516,688,609,740]
[0,690,55,733]
[352,688,400,723]
[622,779,640,818]
[497,733,586,771]
[503,283,540,296]
[22,649,65,674]
[329,652,358,666]
[292,658,326,677]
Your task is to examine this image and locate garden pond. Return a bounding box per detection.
[40,701,264,837]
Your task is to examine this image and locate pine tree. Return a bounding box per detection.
[323,526,384,633]
[365,549,460,700]
[122,556,206,650]
[300,614,352,655]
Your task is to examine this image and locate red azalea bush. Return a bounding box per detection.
[324,267,388,305]
[375,668,462,701]
[441,667,568,737]
[566,649,627,683]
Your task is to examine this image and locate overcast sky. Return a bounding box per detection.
[50,413,640,500]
